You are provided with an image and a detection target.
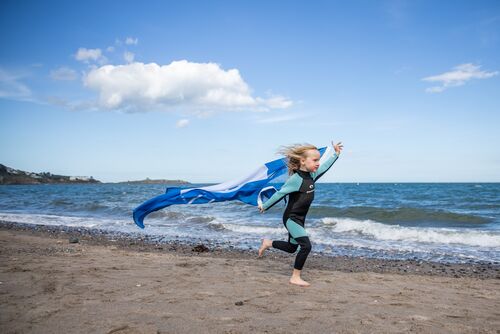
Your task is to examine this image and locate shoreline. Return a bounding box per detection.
[1,221,499,333]
[1,221,499,279]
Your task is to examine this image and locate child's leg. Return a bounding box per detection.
[292,236,311,270]
[284,220,312,287]
[272,239,299,253]
[258,238,298,257]
[258,221,312,286]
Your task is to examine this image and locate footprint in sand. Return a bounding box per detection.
[411,315,430,321]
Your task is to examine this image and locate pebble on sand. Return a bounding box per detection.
[69,237,79,244]
[192,244,209,252]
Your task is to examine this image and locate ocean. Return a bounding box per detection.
[1,183,499,264]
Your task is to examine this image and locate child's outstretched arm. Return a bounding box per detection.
[311,141,343,181]
[258,173,302,213]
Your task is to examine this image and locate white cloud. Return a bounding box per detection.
[124,51,135,63]
[125,37,139,45]
[106,46,115,53]
[176,119,190,128]
[75,48,107,64]
[50,66,78,81]
[45,96,97,111]
[423,63,498,93]
[0,68,31,99]
[255,113,304,124]
[83,60,293,112]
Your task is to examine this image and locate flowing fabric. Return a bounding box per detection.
[133,147,328,229]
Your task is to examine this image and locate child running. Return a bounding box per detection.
[258,141,343,287]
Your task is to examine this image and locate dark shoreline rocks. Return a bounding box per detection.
[116,178,191,185]
[1,220,498,280]
[0,164,100,185]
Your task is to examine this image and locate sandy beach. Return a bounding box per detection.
[1,223,499,334]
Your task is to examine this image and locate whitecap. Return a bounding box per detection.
[322,217,500,247]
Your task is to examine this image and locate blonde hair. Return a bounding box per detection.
[278,143,319,175]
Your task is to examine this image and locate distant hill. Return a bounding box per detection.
[117,178,191,185]
[0,164,101,185]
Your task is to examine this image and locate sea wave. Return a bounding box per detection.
[186,216,216,224]
[322,217,500,247]
[310,206,492,225]
[0,212,110,229]
[50,199,73,206]
[147,210,187,220]
[83,202,109,211]
[216,223,284,235]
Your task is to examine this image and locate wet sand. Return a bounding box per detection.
[1,223,499,333]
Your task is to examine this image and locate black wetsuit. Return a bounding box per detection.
[262,151,339,270]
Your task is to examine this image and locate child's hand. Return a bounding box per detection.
[258,204,264,213]
[332,141,343,155]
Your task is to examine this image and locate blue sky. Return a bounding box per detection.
[1,0,499,183]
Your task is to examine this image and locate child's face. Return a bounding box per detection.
[301,149,321,172]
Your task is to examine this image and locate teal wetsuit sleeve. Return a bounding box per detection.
[262,173,302,211]
[311,153,339,181]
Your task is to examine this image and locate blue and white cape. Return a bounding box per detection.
[133,147,330,228]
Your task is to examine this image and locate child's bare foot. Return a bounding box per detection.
[289,269,310,287]
[258,239,272,257]
[289,277,311,287]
